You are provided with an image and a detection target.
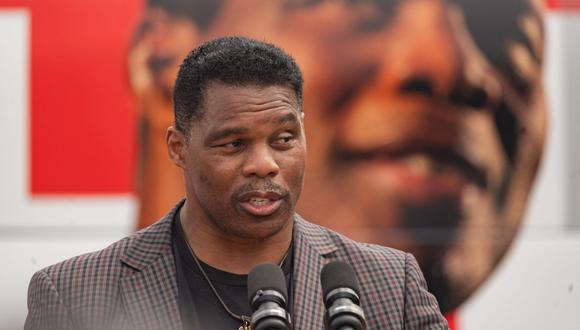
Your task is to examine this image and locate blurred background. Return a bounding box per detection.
[0,0,579,329]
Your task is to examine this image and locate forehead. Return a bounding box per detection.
[275,0,536,95]
[200,82,301,123]
[210,1,533,70]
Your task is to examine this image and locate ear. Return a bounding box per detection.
[167,126,187,169]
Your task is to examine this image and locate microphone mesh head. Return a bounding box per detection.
[320,261,361,297]
[247,263,288,306]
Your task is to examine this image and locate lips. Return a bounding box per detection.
[237,191,284,217]
[333,141,487,190]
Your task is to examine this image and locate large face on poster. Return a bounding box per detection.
[130,0,545,312]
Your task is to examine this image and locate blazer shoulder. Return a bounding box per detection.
[323,224,408,268]
[26,210,178,329]
[38,214,174,283]
[315,223,447,328]
[25,234,134,329]
[37,234,131,288]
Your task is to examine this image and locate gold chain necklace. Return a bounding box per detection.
[180,222,290,330]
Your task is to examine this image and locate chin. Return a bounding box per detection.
[419,198,512,312]
[232,212,293,240]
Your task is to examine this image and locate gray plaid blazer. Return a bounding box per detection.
[25,201,448,329]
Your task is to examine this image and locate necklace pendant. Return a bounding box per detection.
[239,317,251,330]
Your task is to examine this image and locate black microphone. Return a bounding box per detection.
[320,261,366,330]
[248,263,292,330]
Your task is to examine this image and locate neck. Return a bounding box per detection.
[179,202,293,274]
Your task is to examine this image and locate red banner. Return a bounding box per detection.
[547,0,580,10]
[0,0,142,194]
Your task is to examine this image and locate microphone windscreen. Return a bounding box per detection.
[247,263,288,305]
[320,261,361,297]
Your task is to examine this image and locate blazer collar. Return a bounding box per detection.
[292,214,339,329]
[120,205,338,272]
[120,200,183,271]
[119,200,184,329]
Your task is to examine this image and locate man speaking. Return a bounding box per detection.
[25,37,447,329]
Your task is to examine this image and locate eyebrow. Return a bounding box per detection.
[205,127,250,144]
[274,112,300,125]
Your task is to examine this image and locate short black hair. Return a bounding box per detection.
[173,36,304,134]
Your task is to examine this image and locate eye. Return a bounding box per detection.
[220,140,244,151]
[271,133,295,148]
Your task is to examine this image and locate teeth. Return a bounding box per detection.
[249,197,270,206]
[402,154,435,175]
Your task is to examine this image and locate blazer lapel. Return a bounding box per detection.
[292,215,338,330]
[119,202,184,330]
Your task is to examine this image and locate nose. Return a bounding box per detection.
[241,144,280,178]
[376,0,498,109]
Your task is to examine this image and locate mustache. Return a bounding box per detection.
[234,180,288,197]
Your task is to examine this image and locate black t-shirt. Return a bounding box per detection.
[172,210,293,329]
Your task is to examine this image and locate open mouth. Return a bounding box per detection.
[237,191,285,217]
[333,142,487,190]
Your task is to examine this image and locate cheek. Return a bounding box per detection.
[186,161,218,197]
[195,160,239,193]
[190,171,231,213]
[283,152,306,186]
[198,173,210,185]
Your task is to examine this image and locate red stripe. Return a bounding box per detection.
[547,0,580,10]
[445,311,457,330]
[0,1,25,5]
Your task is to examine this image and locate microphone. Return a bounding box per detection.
[320,261,366,330]
[247,263,292,330]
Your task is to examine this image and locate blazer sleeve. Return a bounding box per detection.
[24,270,74,330]
[403,253,449,329]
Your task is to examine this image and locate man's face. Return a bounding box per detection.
[176,83,306,240]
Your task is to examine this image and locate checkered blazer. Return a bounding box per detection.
[25,201,448,329]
